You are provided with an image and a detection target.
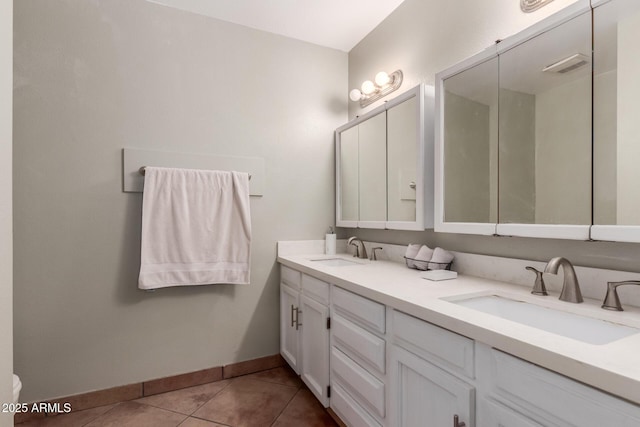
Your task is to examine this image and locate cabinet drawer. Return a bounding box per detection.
[331,347,385,419]
[331,382,382,427]
[480,398,543,427]
[302,274,330,305]
[489,349,640,426]
[281,265,301,288]
[332,286,385,334]
[392,310,474,379]
[332,314,385,375]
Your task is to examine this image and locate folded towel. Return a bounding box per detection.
[138,167,252,290]
[429,247,454,270]
[414,245,435,270]
[405,244,422,269]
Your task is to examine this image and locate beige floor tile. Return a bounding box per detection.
[273,388,338,427]
[136,380,230,415]
[192,377,298,427]
[84,401,186,427]
[243,367,302,388]
[16,404,116,427]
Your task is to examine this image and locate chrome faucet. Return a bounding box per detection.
[347,236,368,259]
[544,257,583,303]
[601,280,640,311]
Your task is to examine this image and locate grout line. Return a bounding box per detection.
[187,414,234,426]
[270,385,302,426]
[79,403,121,427]
[187,380,232,417]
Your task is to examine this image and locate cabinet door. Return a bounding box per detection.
[389,345,474,427]
[436,51,499,236]
[339,125,360,225]
[496,9,592,240]
[280,283,300,374]
[479,398,543,427]
[358,111,387,227]
[592,0,640,242]
[300,294,330,407]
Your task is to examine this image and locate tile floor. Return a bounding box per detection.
[17,367,338,427]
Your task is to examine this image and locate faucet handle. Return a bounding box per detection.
[602,280,640,311]
[370,247,383,261]
[526,266,548,296]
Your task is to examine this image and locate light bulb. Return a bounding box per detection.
[361,80,376,95]
[375,71,391,87]
[349,89,362,102]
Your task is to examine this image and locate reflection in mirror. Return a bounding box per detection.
[594,0,640,225]
[443,57,498,223]
[358,112,387,222]
[387,96,417,222]
[340,125,359,222]
[498,12,592,225]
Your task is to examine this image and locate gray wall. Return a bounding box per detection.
[1,0,13,425]
[348,0,581,119]
[14,0,347,401]
[344,0,640,272]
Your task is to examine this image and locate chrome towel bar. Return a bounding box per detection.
[138,166,251,179]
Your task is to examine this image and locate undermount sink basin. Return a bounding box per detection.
[310,257,362,267]
[448,294,639,345]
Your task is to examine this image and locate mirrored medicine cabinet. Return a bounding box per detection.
[591,0,640,242]
[336,84,434,231]
[436,0,640,242]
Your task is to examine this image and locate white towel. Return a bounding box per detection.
[429,247,454,270]
[405,244,421,269]
[414,245,435,270]
[138,167,251,290]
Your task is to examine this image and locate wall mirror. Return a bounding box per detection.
[336,84,433,230]
[441,56,499,228]
[592,0,640,242]
[497,10,592,232]
[436,1,594,240]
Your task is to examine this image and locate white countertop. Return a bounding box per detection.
[277,252,640,405]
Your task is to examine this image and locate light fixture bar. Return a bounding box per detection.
[359,70,403,107]
[521,0,554,13]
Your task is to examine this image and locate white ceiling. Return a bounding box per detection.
[146,0,406,52]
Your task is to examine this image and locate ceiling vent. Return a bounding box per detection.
[521,0,555,13]
[542,53,590,74]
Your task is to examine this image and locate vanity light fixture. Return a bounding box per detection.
[349,70,403,108]
[521,0,554,13]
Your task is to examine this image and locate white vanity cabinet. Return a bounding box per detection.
[479,399,543,427]
[299,275,331,406]
[389,310,475,427]
[280,266,301,373]
[476,344,640,427]
[279,266,331,406]
[279,260,640,427]
[330,286,387,427]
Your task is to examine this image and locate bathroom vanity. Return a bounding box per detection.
[277,241,640,427]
